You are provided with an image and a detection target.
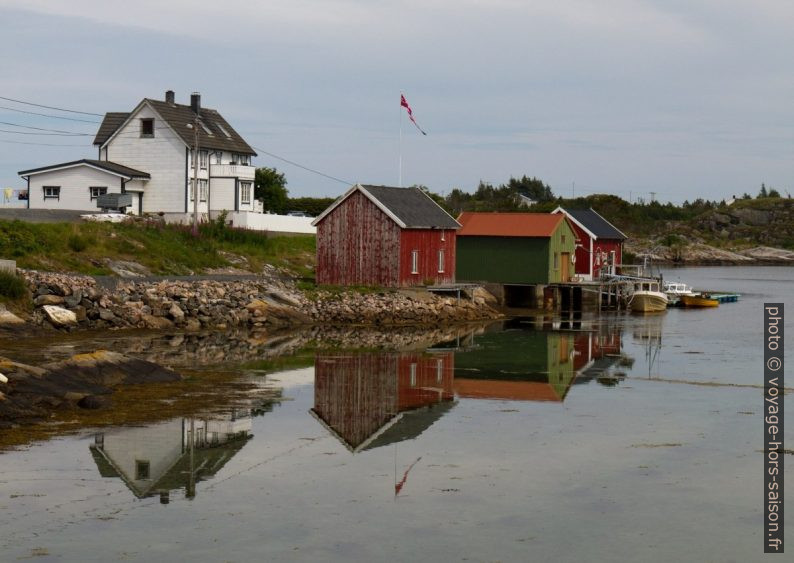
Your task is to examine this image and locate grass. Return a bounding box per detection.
[0,270,27,300]
[0,218,316,277]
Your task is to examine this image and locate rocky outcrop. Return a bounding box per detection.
[17,270,502,332]
[0,351,181,426]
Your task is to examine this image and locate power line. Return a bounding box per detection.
[0,95,103,116]
[251,145,351,185]
[0,128,90,136]
[0,120,93,135]
[0,105,100,124]
[0,138,91,147]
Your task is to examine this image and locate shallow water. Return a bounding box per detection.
[0,266,791,562]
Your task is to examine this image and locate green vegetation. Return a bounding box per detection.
[0,270,27,300]
[0,217,316,277]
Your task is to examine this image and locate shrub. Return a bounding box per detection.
[0,270,27,299]
[67,234,90,252]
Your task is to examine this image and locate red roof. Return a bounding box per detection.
[457,212,564,237]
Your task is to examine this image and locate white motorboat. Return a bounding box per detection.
[629,279,669,312]
[663,281,696,299]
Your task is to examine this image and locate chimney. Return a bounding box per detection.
[165,90,175,104]
[190,92,201,114]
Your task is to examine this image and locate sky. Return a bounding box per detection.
[0,0,792,204]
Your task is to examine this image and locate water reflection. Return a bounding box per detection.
[454,320,625,401]
[90,409,254,503]
[311,351,456,453]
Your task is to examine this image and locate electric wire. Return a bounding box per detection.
[0,95,103,116]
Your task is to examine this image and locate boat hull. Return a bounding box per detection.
[631,291,669,313]
[680,295,719,308]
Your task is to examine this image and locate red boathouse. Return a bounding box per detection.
[551,207,628,280]
[312,184,460,287]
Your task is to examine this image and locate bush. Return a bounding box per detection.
[0,270,27,299]
[67,234,90,252]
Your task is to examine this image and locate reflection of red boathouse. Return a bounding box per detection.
[311,351,455,452]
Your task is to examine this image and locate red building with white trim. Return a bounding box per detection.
[551,207,628,280]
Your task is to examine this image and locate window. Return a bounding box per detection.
[437,249,445,273]
[135,460,150,480]
[236,154,250,166]
[199,150,208,169]
[89,186,107,200]
[217,123,232,138]
[214,151,223,165]
[43,186,60,200]
[561,234,566,244]
[411,250,419,274]
[410,363,417,387]
[199,179,208,202]
[436,359,443,382]
[554,253,559,269]
[190,179,195,201]
[140,118,154,137]
[199,121,213,135]
[240,182,252,204]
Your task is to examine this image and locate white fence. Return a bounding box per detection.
[162,211,316,235]
[229,212,315,235]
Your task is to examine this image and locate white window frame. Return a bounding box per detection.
[89,186,107,200]
[411,250,419,274]
[199,179,208,202]
[438,249,445,273]
[214,151,223,165]
[43,186,60,200]
[240,182,252,205]
[199,150,208,169]
[189,179,196,201]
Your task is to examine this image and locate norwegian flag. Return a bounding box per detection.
[400,94,427,135]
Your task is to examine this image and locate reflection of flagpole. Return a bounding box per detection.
[399,91,403,187]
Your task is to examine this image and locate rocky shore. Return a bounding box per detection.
[2,270,501,333]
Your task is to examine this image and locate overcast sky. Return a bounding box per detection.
[1,0,792,203]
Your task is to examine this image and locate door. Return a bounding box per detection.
[561,253,570,281]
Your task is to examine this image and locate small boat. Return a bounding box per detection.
[629,280,669,313]
[663,281,696,299]
[680,294,719,308]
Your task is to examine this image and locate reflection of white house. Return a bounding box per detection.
[19,91,257,217]
[90,411,252,503]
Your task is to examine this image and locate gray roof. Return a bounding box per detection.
[360,185,460,229]
[562,208,627,240]
[93,112,129,146]
[18,159,150,179]
[95,99,257,156]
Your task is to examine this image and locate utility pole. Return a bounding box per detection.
[192,110,200,236]
[650,191,656,203]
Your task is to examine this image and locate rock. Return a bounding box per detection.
[168,303,185,322]
[34,294,65,307]
[77,395,112,409]
[140,314,174,330]
[184,318,201,332]
[42,305,78,327]
[106,260,151,278]
[99,308,117,321]
[0,305,25,326]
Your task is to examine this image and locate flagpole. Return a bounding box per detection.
[399,91,403,187]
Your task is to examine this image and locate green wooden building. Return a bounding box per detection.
[455,212,578,284]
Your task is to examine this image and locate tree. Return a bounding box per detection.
[768,188,781,198]
[758,183,768,198]
[255,167,288,214]
[506,175,554,202]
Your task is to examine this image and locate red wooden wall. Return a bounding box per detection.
[398,229,456,286]
[315,191,401,286]
[567,221,623,279]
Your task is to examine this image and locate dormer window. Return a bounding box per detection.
[140,118,154,138]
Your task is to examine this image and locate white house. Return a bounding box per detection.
[19,91,257,217]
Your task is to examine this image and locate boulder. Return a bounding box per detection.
[168,303,185,322]
[0,306,25,326]
[140,314,174,330]
[34,294,65,307]
[42,305,78,327]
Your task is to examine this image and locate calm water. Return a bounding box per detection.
[0,266,791,562]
